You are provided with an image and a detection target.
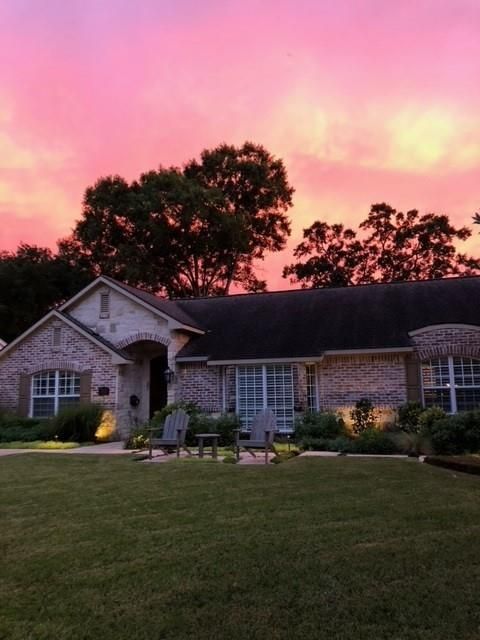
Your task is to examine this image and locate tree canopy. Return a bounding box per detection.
[283,203,480,288]
[0,245,93,342]
[59,142,294,297]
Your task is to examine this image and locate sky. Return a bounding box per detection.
[0,0,479,290]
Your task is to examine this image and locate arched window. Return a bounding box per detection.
[31,371,80,418]
[421,356,480,413]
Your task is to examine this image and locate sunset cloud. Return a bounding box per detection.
[0,0,478,285]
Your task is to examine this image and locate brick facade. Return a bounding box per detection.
[2,276,480,437]
[0,317,117,415]
[410,325,480,360]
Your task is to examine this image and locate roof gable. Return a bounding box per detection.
[0,310,133,364]
[60,276,204,334]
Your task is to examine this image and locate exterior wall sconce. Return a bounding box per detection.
[164,367,175,384]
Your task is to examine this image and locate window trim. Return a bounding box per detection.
[30,370,81,418]
[305,363,319,412]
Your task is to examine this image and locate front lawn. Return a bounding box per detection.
[2,456,480,639]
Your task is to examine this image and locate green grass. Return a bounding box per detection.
[2,456,480,639]
[0,440,79,449]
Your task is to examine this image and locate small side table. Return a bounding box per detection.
[196,433,220,460]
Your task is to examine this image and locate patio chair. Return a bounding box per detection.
[148,409,191,459]
[234,409,278,464]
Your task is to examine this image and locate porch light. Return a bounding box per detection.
[164,367,175,384]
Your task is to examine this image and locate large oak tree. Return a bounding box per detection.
[284,203,480,288]
[59,142,294,296]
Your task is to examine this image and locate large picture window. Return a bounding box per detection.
[31,370,81,418]
[236,364,294,432]
[421,356,480,413]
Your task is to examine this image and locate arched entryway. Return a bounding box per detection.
[120,338,170,423]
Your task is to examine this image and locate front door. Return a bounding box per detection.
[149,354,168,418]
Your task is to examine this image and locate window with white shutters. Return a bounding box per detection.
[236,364,294,432]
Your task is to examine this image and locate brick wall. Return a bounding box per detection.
[0,317,117,415]
[177,363,223,412]
[317,354,407,426]
[410,326,480,360]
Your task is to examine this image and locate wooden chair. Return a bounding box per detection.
[234,409,277,464]
[148,409,191,459]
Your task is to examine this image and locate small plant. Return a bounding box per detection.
[397,401,424,433]
[94,410,117,442]
[222,454,237,464]
[351,398,377,435]
[344,428,400,454]
[124,427,150,450]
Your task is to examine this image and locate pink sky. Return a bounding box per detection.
[1,0,479,289]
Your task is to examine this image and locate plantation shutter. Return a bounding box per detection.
[79,372,92,404]
[405,354,421,402]
[17,373,31,417]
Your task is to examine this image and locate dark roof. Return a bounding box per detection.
[60,312,133,361]
[172,277,480,361]
[101,276,204,330]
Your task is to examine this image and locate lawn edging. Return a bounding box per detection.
[424,455,480,475]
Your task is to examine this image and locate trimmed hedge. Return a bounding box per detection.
[424,455,480,476]
[0,414,54,443]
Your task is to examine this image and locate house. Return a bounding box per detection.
[1,275,480,437]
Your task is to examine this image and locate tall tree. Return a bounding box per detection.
[284,203,480,288]
[0,245,93,342]
[59,142,294,296]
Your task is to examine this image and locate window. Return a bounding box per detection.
[99,292,110,318]
[421,356,480,413]
[31,371,80,418]
[236,364,294,432]
[306,363,318,411]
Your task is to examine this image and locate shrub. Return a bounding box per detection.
[343,428,400,455]
[299,435,351,452]
[222,454,237,464]
[295,412,346,441]
[0,414,54,442]
[389,431,433,457]
[350,398,377,434]
[397,401,424,433]
[427,410,480,455]
[51,403,103,442]
[418,406,446,432]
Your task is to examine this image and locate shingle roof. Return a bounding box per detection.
[173,277,480,361]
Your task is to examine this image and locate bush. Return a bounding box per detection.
[389,431,433,457]
[299,435,351,452]
[343,428,400,455]
[351,398,377,434]
[222,454,238,464]
[296,412,346,441]
[427,410,480,455]
[0,414,54,442]
[51,403,103,442]
[397,401,424,433]
[424,455,480,475]
[271,451,300,464]
[94,410,117,442]
[418,406,446,432]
